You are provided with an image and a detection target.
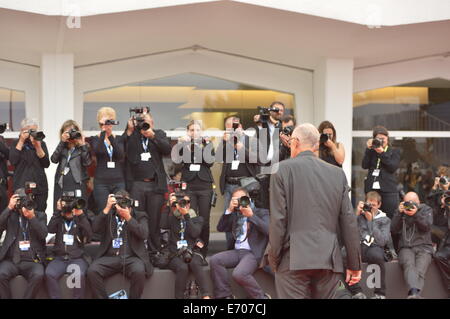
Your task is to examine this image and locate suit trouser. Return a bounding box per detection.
[45,257,88,299]
[168,254,210,299]
[210,249,265,299]
[275,252,340,299]
[93,181,126,215]
[131,181,164,253]
[187,188,213,255]
[398,246,432,291]
[434,244,450,296]
[87,256,146,299]
[348,244,386,296]
[223,183,240,249]
[0,260,44,299]
[34,192,48,212]
[373,191,399,252]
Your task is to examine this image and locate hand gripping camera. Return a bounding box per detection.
[403,201,417,211]
[257,106,280,123]
[16,182,37,211]
[371,138,383,149]
[320,133,332,144]
[129,107,150,131]
[28,129,45,141]
[61,191,86,213]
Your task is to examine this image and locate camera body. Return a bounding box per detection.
[68,128,81,140]
[320,133,331,144]
[371,138,383,149]
[257,106,279,123]
[234,195,251,213]
[232,121,240,130]
[403,201,417,211]
[442,191,450,206]
[171,192,189,209]
[0,123,8,134]
[16,182,37,211]
[362,202,372,213]
[61,190,86,212]
[28,129,45,141]
[104,119,119,126]
[439,176,449,186]
[282,125,294,136]
[178,246,193,264]
[114,194,136,209]
[129,107,150,131]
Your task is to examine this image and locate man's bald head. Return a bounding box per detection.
[290,123,320,158]
[404,192,420,204]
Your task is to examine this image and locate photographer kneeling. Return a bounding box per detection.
[45,192,93,299]
[167,192,211,299]
[391,192,433,299]
[349,191,391,299]
[210,188,270,299]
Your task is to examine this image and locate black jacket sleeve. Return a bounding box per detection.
[29,212,48,242]
[127,211,149,240]
[51,141,66,164]
[74,213,93,242]
[379,148,400,173]
[38,142,51,168]
[413,205,433,232]
[361,148,373,170]
[248,209,269,236]
[217,212,234,233]
[47,211,63,233]
[150,130,172,156]
[185,214,203,239]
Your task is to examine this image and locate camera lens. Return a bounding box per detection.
[238,196,251,208]
[320,133,329,144]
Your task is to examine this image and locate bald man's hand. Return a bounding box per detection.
[346,269,362,286]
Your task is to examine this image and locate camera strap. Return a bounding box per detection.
[19,216,29,241]
[115,216,125,239]
[64,220,74,233]
[375,146,389,170]
[179,219,186,241]
[141,137,149,152]
[104,140,113,161]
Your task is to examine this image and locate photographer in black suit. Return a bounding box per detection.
[0,188,48,299]
[0,124,9,212]
[433,191,450,298]
[166,192,211,299]
[175,120,215,256]
[45,193,93,299]
[125,109,172,255]
[9,119,50,212]
[210,188,270,299]
[87,190,153,299]
[362,125,401,219]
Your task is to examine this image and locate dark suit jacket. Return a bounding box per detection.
[92,209,153,277]
[362,147,401,193]
[167,211,203,255]
[9,139,50,194]
[269,151,361,273]
[177,141,215,184]
[0,208,48,262]
[0,137,9,180]
[216,136,258,195]
[217,207,269,264]
[51,142,92,184]
[126,129,171,194]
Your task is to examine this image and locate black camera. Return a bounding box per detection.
[234,195,251,212]
[443,191,450,206]
[130,107,151,131]
[61,191,86,212]
[257,106,279,123]
[362,202,372,212]
[104,119,119,126]
[371,138,383,149]
[320,133,331,144]
[403,201,417,211]
[282,125,294,136]
[0,123,8,134]
[28,129,45,141]
[68,128,82,140]
[114,195,135,209]
[171,193,190,209]
[439,176,449,185]
[16,182,37,211]
[178,246,193,264]
[232,121,240,130]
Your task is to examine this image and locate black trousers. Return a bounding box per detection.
[187,188,212,255]
[131,181,165,253]
[348,244,386,296]
[0,183,7,213]
[87,256,146,299]
[377,191,399,219]
[0,260,44,299]
[45,257,88,299]
[434,244,450,297]
[168,254,210,299]
[34,192,48,212]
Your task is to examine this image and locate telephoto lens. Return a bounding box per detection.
[29,129,46,141]
[238,196,251,208]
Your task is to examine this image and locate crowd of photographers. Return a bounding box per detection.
[0,102,448,299]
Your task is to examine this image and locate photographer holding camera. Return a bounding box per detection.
[9,118,50,211]
[210,188,270,299]
[318,121,345,168]
[217,116,258,248]
[362,125,401,219]
[0,124,9,212]
[279,115,296,161]
[0,188,48,299]
[125,108,171,256]
[434,191,450,298]
[90,107,126,214]
[87,191,152,299]
[391,192,433,299]
[176,120,215,257]
[348,191,391,299]
[166,192,211,299]
[45,193,93,299]
[427,165,449,208]
[51,120,92,211]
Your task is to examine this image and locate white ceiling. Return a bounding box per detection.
[0,1,449,69]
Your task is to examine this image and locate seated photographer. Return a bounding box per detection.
[427,165,449,208]
[362,125,401,219]
[45,193,93,299]
[318,120,345,168]
[0,189,48,299]
[87,191,153,299]
[391,192,433,299]
[348,191,391,299]
[432,191,450,247]
[9,118,50,211]
[434,191,450,298]
[167,192,211,299]
[210,188,270,299]
[51,120,92,211]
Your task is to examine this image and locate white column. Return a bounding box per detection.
[314,58,354,182]
[40,54,75,215]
